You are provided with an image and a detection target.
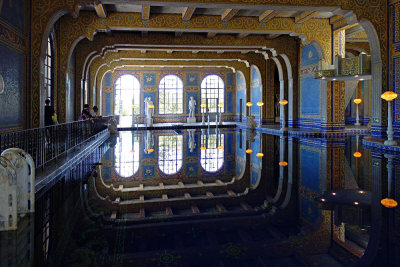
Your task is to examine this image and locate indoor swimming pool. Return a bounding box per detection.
[5,129,399,266]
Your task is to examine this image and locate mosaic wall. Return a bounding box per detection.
[102,69,236,123]
[235,71,246,122]
[299,44,321,130]
[391,1,400,137]
[0,0,25,131]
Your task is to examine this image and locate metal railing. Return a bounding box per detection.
[0,117,114,170]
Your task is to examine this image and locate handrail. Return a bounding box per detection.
[0,116,115,170]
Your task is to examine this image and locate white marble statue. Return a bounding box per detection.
[144,97,154,119]
[189,96,196,118]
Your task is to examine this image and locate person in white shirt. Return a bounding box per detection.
[90,106,98,118]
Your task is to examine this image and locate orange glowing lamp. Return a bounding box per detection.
[353,99,362,104]
[279,161,288,167]
[217,145,224,149]
[246,149,253,154]
[257,101,264,107]
[381,198,398,208]
[246,102,253,107]
[200,146,206,150]
[381,91,398,101]
[147,148,154,153]
[279,100,288,105]
[256,152,264,158]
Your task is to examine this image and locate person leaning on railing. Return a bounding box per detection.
[44,99,57,144]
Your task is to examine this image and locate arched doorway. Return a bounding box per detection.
[114,74,140,126]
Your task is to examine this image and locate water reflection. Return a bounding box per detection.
[158,135,183,174]
[3,130,397,266]
[114,131,140,177]
[200,130,224,172]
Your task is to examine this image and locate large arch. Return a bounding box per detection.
[271,57,284,127]
[358,19,382,137]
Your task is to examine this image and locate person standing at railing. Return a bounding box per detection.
[44,99,56,126]
[90,106,101,118]
[79,104,93,120]
[44,99,56,144]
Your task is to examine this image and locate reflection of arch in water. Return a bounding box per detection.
[201,133,224,172]
[114,132,140,178]
[158,135,183,175]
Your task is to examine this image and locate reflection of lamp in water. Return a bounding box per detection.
[257,101,264,126]
[381,91,398,146]
[353,98,362,126]
[246,102,253,116]
[381,154,398,208]
[279,100,288,130]
[201,103,207,124]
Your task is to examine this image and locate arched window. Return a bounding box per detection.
[200,75,224,113]
[114,132,140,177]
[201,133,224,172]
[114,74,140,115]
[158,135,183,175]
[159,75,183,114]
[44,35,54,104]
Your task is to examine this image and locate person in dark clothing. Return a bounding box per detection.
[44,99,55,126]
[80,104,93,120]
[44,99,56,144]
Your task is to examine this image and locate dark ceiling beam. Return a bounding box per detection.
[141,31,148,38]
[142,5,150,20]
[221,8,239,22]
[295,11,319,23]
[94,4,107,18]
[175,31,183,38]
[182,7,196,21]
[259,10,279,23]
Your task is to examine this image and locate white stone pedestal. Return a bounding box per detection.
[146,118,153,126]
[187,117,196,123]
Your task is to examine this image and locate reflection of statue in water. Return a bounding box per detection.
[187,129,196,152]
[144,130,154,154]
[189,96,196,118]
